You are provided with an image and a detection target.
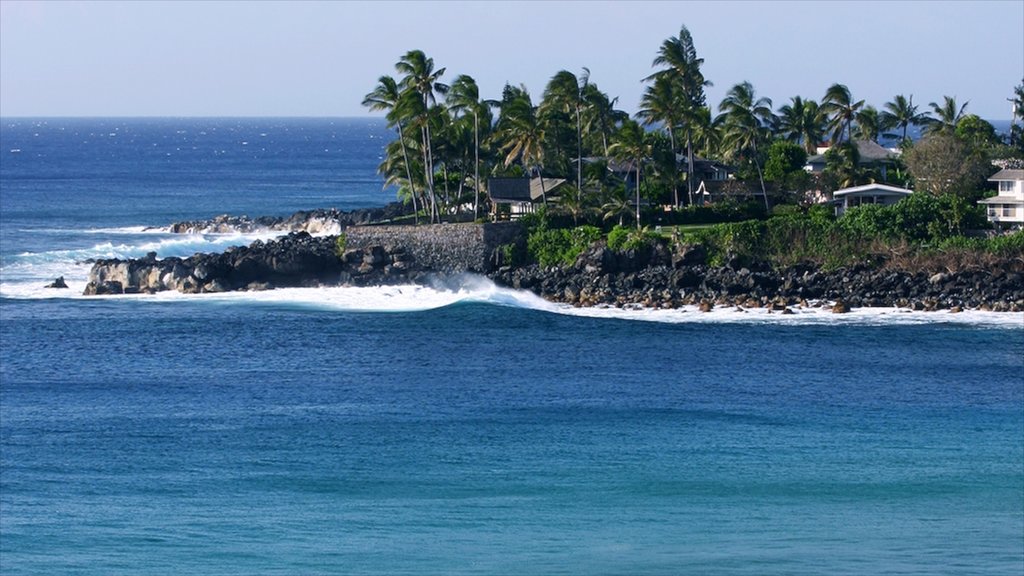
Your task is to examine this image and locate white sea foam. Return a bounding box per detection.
[0,230,283,299]
[6,272,1018,328]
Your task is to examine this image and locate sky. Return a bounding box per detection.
[1,0,1022,120]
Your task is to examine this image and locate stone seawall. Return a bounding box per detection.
[345,222,524,274]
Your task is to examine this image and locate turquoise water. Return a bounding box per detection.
[1,119,1022,575]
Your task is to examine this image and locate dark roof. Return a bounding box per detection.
[488,178,531,202]
[488,177,568,203]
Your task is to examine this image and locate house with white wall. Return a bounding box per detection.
[979,169,1024,230]
[832,183,914,216]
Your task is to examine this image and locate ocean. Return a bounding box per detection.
[1,118,1022,575]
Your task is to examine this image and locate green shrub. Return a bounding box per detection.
[607,225,657,252]
[527,225,601,267]
[606,225,631,250]
[334,233,347,258]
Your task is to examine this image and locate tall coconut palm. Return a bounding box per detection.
[925,95,969,135]
[637,75,683,205]
[646,24,711,206]
[447,74,493,219]
[497,85,548,204]
[821,83,864,143]
[608,119,651,229]
[395,50,449,222]
[880,94,925,144]
[363,75,423,223]
[542,69,590,208]
[717,81,774,210]
[776,96,824,154]
[581,83,627,157]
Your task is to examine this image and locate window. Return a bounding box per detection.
[989,206,998,218]
[1002,205,1016,218]
[999,180,1015,193]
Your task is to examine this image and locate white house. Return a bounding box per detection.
[978,169,1024,230]
[833,183,914,216]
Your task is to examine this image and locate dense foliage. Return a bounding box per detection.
[365,33,1023,271]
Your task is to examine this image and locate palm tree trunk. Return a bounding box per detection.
[635,162,642,230]
[396,123,419,225]
[421,125,436,223]
[686,131,696,207]
[538,169,547,206]
[425,123,440,223]
[473,111,480,220]
[668,126,678,208]
[754,158,769,211]
[576,105,583,208]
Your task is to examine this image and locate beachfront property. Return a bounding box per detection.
[488,177,568,220]
[832,183,914,216]
[978,169,1024,230]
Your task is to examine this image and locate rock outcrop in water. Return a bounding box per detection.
[162,202,412,234]
[83,232,434,295]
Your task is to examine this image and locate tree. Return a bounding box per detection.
[581,82,627,157]
[903,132,992,197]
[881,94,926,144]
[637,74,683,205]
[776,96,823,154]
[822,141,865,190]
[717,81,774,210]
[925,96,969,135]
[1011,79,1024,151]
[542,69,590,209]
[821,83,864,143]
[363,75,421,223]
[854,105,884,143]
[608,119,651,229]
[646,24,711,206]
[447,74,494,219]
[955,115,1000,152]
[496,85,548,204]
[764,140,808,187]
[395,50,449,222]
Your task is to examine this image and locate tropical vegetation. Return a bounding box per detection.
[362,32,1024,269]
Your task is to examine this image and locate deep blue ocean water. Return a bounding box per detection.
[1,118,1022,575]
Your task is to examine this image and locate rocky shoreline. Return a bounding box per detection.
[82,227,1024,313]
[491,243,1024,313]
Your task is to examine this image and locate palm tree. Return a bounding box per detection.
[1010,79,1024,148]
[637,74,683,205]
[608,119,651,229]
[925,95,969,135]
[446,74,493,219]
[854,105,884,143]
[646,25,711,207]
[497,85,548,204]
[821,83,864,143]
[541,69,590,209]
[776,96,824,154]
[717,81,774,210]
[880,94,925,144]
[581,83,627,157]
[395,50,449,222]
[601,185,634,227]
[363,75,422,223]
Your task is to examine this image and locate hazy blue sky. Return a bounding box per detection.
[2,0,1022,119]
